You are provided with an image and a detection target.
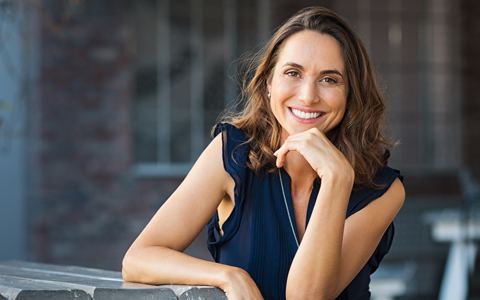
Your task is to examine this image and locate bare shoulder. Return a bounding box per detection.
[184,132,231,194]
[348,177,405,232]
[376,178,405,213]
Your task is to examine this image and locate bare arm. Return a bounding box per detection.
[122,134,263,300]
[287,177,404,300]
[274,128,405,300]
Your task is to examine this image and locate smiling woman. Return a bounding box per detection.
[267,31,348,139]
[123,6,405,300]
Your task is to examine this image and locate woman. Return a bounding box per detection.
[123,6,405,300]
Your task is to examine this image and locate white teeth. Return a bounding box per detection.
[291,108,322,119]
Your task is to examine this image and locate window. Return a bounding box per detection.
[132,0,272,177]
[132,0,461,177]
[132,0,228,176]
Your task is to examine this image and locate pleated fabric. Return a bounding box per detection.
[207,123,402,300]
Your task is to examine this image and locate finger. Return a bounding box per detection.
[274,141,293,168]
[274,128,329,169]
[276,136,324,170]
[275,138,309,168]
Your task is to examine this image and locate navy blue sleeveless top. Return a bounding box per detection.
[207,123,402,300]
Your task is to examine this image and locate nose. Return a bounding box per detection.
[298,78,320,105]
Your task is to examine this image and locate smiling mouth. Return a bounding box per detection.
[290,108,324,120]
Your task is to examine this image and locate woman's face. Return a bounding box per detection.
[267,30,348,142]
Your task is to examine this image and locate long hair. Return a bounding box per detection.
[219,6,394,189]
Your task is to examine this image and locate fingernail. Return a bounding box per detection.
[273,150,278,156]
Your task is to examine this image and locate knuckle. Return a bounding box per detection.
[300,139,309,148]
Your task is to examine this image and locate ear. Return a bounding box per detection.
[266,77,272,95]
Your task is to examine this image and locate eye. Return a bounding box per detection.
[286,70,300,78]
[322,77,337,84]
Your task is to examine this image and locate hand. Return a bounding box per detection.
[274,128,354,182]
[219,267,264,300]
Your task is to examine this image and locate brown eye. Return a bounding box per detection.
[323,77,337,84]
[286,71,300,77]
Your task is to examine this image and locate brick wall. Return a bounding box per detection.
[27,0,188,270]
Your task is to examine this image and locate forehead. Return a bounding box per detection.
[276,30,345,71]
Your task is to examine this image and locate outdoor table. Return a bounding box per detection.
[424,208,480,300]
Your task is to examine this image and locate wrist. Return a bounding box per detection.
[318,166,354,186]
[216,265,243,291]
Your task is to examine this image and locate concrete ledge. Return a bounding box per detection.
[0,261,227,300]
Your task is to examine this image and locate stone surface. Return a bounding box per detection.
[177,286,227,300]
[0,275,90,300]
[0,260,122,280]
[0,261,226,300]
[163,285,227,300]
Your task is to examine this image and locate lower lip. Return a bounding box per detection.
[289,108,324,124]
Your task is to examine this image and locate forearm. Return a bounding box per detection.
[122,245,231,289]
[286,176,352,300]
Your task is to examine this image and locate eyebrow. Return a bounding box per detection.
[282,62,344,78]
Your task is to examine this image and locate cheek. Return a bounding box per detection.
[321,89,347,111]
[276,78,298,95]
[269,97,282,120]
[270,81,289,112]
[323,90,348,128]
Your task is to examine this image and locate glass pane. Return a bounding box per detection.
[133,0,158,163]
[170,0,191,163]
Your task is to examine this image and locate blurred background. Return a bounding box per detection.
[0,0,479,299]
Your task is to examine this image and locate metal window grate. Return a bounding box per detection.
[132,0,272,177]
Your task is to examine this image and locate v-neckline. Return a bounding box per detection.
[279,168,320,244]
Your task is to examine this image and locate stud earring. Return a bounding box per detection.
[268,93,271,98]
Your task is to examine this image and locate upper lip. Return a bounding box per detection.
[289,106,325,114]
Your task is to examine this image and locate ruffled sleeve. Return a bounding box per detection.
[347,166,403,273]
[207,123,251,260]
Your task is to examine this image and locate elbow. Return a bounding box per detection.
[122,264,132,283]
[122,253,132,282]
[122,267,131,283]
[122,249,138,283]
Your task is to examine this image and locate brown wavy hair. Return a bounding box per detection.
[219,6,394,189]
